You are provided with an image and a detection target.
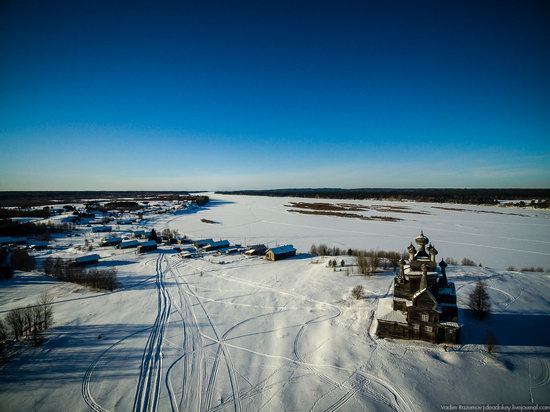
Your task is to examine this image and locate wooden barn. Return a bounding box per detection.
[100,237,122,247]
[203,240,230,252]
[265,245,296,261]
[27,240,49,250]
[376,232,461,344]
[73,254,100,266]
[245,244,267,256]
[136,240,157,254]
[193,238,214,248]
[118,239,140,249]
[92,225,112,233]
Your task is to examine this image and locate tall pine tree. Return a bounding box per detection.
[469,280,491,319]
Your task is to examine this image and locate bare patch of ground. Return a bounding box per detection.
[287,209,402,222]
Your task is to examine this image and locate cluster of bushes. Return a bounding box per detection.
[509,200,549,209]
[43,257,118,291]
[460,258,477,266]
[327,259,346,268]
[161,228,180,242]
[0,292,54,357]
[507,266,545,272]
[0,219,74,238]
[104,201,141,211]
[0,249,36,279]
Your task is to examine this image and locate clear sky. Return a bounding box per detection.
[1,0,549,190]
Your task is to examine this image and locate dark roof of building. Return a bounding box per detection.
[268,245,296,255]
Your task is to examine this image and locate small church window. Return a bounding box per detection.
[413,324,419,330]
[425,325,433,333]
[421,314,429,322]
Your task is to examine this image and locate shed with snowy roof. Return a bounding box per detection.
[265,245,296,261]
[73,254,100,266]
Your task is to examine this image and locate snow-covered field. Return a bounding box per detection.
[0,194,549,411]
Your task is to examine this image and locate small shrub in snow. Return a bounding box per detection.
[506,266,516,271]
[351,285,364,300]
[520,266,544,272]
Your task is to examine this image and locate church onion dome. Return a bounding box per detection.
[439,259,448,269]
[415,230,429,247]
[428,243,438,255]
[407,242,416,252]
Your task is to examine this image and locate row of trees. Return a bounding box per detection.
[0,292,54,357]
[0,249,36,280]
[0,219,74,238]
[311,244,404,274]
[43,257,118,291]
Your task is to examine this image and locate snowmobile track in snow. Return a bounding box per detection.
[170,260,243,412]
[133,253,173,412]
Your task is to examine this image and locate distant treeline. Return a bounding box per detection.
[0,191,198,208]
[0,208,50,219]
[217,188,550,206]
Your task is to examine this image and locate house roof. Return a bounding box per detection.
[378,309,408,324]
[103,237,122,243]
[412,288,441,312]
[268,245,296,255]
[195,238,214,245]
[139,240,157,247]
[92,225,112,231]
[120,240,140,247]
[205,240,229,248]
[75,254,100,263]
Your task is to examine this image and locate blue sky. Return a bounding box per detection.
[1,0,549,190]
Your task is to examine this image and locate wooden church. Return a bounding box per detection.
[376,231,461,344]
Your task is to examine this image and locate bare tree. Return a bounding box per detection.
[0,318,7,341]
[468,280,491,319]
[6,308,25,341]
[38,291,54,330]
[357,254,370,275]
[309,244,318,256]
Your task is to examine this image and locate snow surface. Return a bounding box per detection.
[0,194,549,411]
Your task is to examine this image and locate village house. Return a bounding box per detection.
[193,238,214,248]
[73,254,100,266]
[376,231,461,344]
[265,245,296,261]
[136,240,157,254]
[245,244,268,256]
[92,225,112,233]
[118,239,140,249]
[27,240,49,250]
[203,240,230,252]
[100,236,122,247]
